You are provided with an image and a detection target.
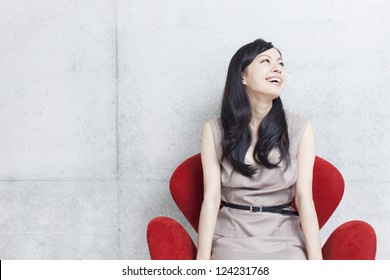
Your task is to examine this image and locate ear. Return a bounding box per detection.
[241,72,247,86]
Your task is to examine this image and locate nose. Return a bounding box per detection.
[272,64,282,73]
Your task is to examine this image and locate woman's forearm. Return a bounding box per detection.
[196,198,220,260]
[297,198,323,260]
[294,121,321,259]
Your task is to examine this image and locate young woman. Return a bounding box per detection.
[196,39,322,260]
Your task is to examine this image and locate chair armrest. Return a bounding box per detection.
[322,220,376,260]
[146,216,197,260]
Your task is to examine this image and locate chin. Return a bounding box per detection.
[268,91,282,99]
[264,85,283,98]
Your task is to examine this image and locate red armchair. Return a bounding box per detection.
[147,154,376,260]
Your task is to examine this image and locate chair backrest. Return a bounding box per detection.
[170,153,344,232]
[170,154,204,232]
[311,156,345,228]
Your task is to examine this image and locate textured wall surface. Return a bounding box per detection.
[0,0,389,259]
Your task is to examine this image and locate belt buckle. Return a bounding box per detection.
[250,205,262,212]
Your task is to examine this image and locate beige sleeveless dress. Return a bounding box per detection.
[208,110,308,260]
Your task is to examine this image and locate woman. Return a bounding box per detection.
[196,39,322,260]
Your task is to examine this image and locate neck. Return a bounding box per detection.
[248,96,273,128]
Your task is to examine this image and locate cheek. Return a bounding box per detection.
[282,73,287,83]
[246,76,265,89]
[247,69,267,84]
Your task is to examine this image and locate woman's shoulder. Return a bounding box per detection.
[284,109,308,124]
[206,116,223,134]
[284,109,309,130]
[207,116,221,124]
[284,109,309,146]
[204,116,223,160]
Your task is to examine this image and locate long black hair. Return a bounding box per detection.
[221,39,290,177]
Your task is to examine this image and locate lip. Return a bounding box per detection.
[265,76,283,86]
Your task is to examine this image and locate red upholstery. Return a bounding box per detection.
[147,154,377,260]
[312,156,345,229]
[169,154,204,232]
[322,220,377,260]
[147,217,196,260]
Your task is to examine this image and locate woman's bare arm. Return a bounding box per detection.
[295,120,323,260]
[196,121,221,260]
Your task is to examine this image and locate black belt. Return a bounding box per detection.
[221,201,299,216]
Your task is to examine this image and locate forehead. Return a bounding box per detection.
[256,48,282,60]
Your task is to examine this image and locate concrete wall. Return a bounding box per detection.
[0,0,389,259]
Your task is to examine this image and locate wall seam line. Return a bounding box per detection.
[115,0,121,260]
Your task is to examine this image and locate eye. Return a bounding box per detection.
[261,59,270,64]
[279,62,285,67]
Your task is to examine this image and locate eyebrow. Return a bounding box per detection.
[258,54,283,60]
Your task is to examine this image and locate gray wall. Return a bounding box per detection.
[0,0,389,259]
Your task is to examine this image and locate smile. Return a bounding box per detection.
[265,76,282,86]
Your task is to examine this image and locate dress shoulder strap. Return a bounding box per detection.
[207,117,223,161]
[284,110,309,156]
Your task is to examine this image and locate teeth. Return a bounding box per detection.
[266,77,281,84]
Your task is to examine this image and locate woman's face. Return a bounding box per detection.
[242,48,286,100]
